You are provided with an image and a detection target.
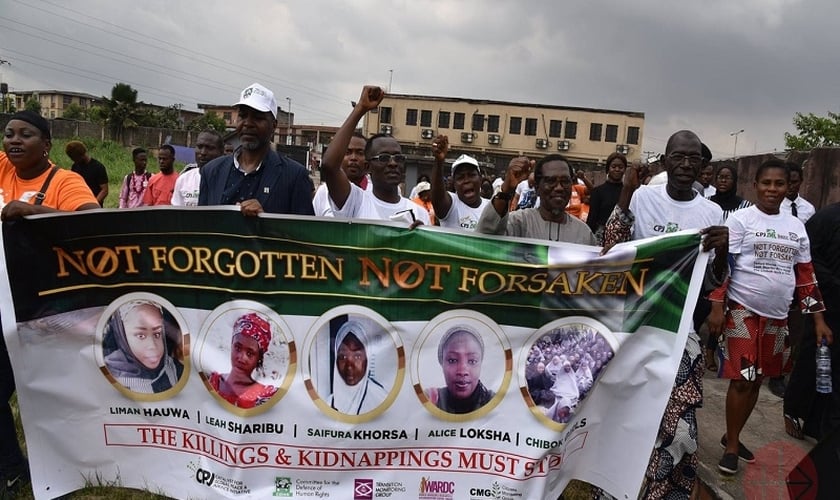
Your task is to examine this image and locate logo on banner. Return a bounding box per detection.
[273,476,292,497]
[419,476,455,499]
[354,478,374,499]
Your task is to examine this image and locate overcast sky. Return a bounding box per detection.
[1,0,837,160]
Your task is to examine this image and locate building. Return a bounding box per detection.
[361,93,645,178]
[14,90,102,119]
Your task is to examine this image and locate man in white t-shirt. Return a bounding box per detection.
[312,133,371,216]
[172,130,224,206]
[602,130,728,499]
[320,86,429,226]
[513,173,536,210]
[428,136,489,232]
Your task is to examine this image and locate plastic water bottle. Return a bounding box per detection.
[816,339,832,394]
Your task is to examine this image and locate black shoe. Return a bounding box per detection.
[0,461,30,500]
[720,435,756,463]
[718,452,739,474]
[768,376,786,398]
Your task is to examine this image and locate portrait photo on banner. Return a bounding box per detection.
[96,292,190,400]
[195,300,294,414]
[521,317,617,427]
[413,310,512,420]
[303,305,403,422]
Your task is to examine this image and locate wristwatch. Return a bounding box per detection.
[493,190,514,202]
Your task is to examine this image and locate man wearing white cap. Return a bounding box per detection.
[319,85,429,226]
[429,135,490,232]
[198,83,314,216]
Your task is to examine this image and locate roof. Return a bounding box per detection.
[14,90,102,100]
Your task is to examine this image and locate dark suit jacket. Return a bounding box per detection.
[198,149,315,215]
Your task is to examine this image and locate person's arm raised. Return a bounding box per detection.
[429,134,452,219]
[321,86,384,209]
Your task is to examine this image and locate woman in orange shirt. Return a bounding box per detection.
[1,110,98,496]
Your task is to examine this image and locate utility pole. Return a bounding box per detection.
[0,59,10,113]
[286,97,292,145]
[388,69,393,92]
[730,129,744,157]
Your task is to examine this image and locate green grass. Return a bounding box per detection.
[48,138,186,209]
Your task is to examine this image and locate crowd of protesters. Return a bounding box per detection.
[2,82,838,500]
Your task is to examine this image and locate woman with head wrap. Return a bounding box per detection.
[329,320,388,415]
[709,165,752,221]
[104,301,184,394]
[426,326,495,414]
[1,110,100,492]
[550,358,580,409]
[208,313,278,408]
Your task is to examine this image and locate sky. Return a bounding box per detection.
[1,0,838,160]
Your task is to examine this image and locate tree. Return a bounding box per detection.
[784,111,840,150]
[62,103,87,121]
[103,83,140,141]
[24,97,41,114]
[187,111,227,134]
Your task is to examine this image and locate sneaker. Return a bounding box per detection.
[0,461,30,499]
[720,435,756,463]
[718,452,739,474]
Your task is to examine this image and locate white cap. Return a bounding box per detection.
[450,154,480,176]
[234,83,277,118]
[415,181,431,193]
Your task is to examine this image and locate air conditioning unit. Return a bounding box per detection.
[616,144,630,154]
[461,132,475,144]
[536,139,549,149]
[380,124,393,135]
[488,134,501,145]
[557,140,570,151]
[421,129,435,140]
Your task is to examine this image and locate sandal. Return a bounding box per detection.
[705,349,718,372]
[784,414,804,440]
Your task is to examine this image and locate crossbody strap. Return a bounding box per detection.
[33,166,60,206]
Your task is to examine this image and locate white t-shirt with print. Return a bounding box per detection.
[726,205,810,319]
[313,179,372,217]
[438,193,490,232]
[171,167,201,207]
[331,183,431,226]
[629,184,724,239]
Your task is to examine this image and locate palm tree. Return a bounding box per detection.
[103,83,140,142]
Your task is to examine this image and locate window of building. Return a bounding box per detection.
[50,96,56,106]
[548,120,562,138]
[472,113,485,131]
[405,108,418,126]
[63,95,72,106]
[223,111,232,122]
[524,118,538,136]
[487,115,500,133]
[438,111,450,129]
[627,126,640,145]
[379,107,392,124]
[605,124,618,143]
[509,117,522,135]
[589,123,602,141]
[565,121,577,139]
[453,112,465,130]
[420,110,432,127]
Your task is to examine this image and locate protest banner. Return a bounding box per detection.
[0,207,707,499]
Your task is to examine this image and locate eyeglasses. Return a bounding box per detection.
[539,176,572,188]
[716,173,733,181]
[368,153,407,164]
[667,153,703,167]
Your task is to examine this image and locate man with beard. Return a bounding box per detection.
[142,144,178,206]
[602,130,728,499]
[198,83,314,216]
[312,132,370,216]
[429,135,489,231]
[476,154,596,244]
[171,130,224,206]
[320,86,428,226]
